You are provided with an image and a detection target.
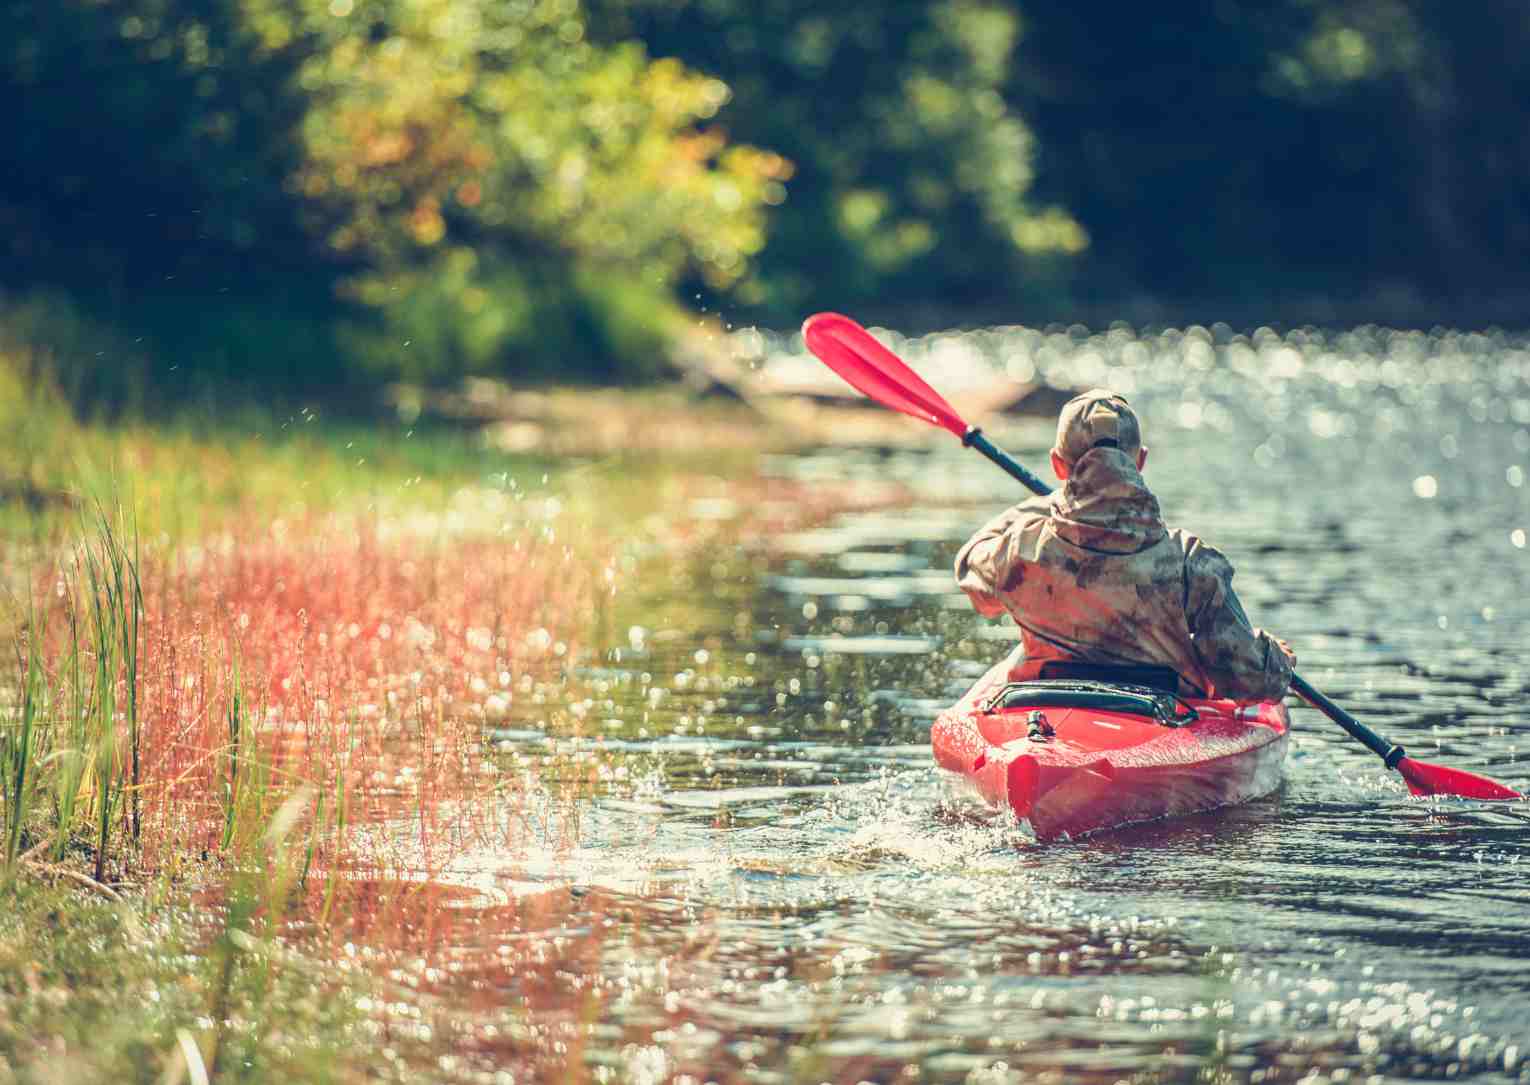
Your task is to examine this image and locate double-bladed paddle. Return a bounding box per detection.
[802,310,1523,801]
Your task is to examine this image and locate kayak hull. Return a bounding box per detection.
[932,657,1289,840]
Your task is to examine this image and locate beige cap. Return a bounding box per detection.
[1054,389,1141,464]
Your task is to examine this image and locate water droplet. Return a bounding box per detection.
[1508,465,1524,488]
[1412,475,1438,499]
[1512,528,1526,549]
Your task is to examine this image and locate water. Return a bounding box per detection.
[462,325,1530,1082]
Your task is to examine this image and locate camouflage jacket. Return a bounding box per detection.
[953,447,1293,702]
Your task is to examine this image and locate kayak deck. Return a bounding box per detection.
[932,657,1289,840]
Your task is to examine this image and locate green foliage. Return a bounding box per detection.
[341,249,536,383]
[2,604,45,866]
[0,880,365,1083]
[80,508,142,882]
[1007,0,1530,302]
[0,309,86,523]
[0,292,155,418]
[587,0,1084,312]
[7,0,1530,404]
[280,0,779,284]
[0,508,143,872]
[0,0,310,285]
[2,0,777,393]
[336,249,683,383]
[249,0,779,383]
[1,286,352,418]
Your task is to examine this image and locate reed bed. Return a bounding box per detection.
[2,500,613,1078]
[0,424,891,1080]
[7,504,597,873]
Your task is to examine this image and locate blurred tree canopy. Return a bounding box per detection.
[1007,0,1530,308]
[2,0,783,397]
[586,0,1085,313]
[276,0,786,381]
[3,0,1529,405]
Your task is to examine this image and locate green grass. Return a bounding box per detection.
[0,378,761,886]
[2,502,141,879]
[0,413,560,545]
[1,330,569,544]
[0,878,373,1084]
[0,376,770,554]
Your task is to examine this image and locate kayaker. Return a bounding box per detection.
[954,390,1296,702]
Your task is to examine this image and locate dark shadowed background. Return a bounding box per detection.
[5,0,1529,408]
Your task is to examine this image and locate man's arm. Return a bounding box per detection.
[1183,539,1296,703]
[953,502,1046,619]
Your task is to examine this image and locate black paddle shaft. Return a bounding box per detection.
[1289,673,1406,767]
[962,425,1410,767]
[961,427,1052,497]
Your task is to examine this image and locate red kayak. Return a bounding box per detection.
[932,656,1289,840]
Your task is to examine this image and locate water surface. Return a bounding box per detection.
[473,325,1530,1083]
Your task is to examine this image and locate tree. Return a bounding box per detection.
[589,0,1084,316]
[1008,1,1530,308]
[0,0,311,288]
[275,0,785,379]
[1,0,783,394]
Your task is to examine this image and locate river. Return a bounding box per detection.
[471,323,1530,1083]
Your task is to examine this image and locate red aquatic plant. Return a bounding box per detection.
[10,507,605,890]
[137,516,600,861]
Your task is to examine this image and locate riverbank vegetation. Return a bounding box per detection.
[10,1,1528,417]
[2,492,599,1079]
[0,326,868,1078]
[0,391,557,1077]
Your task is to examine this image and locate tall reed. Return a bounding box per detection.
[1,504,143,877]
[3,599,45,865]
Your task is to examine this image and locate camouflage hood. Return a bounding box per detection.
[1048,448,1165,554]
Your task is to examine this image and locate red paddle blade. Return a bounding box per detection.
[1396,756,1524,800]
[802,312,969,438]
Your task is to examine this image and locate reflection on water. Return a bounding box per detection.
[435,325,1530,1081]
